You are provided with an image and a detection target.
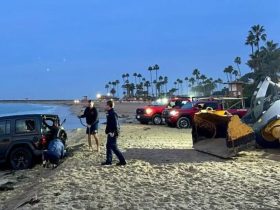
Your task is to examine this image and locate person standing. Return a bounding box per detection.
[78,100,100,152]
[102,100,126,166]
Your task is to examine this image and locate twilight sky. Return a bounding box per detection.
[0,0,279,99]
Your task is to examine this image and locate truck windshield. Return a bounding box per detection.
[151,100,167,106]
[181,102,193,109]
[167,100,190,108]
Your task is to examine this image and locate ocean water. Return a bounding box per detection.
[0,103,84,130]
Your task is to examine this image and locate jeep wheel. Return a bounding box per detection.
[58,129,67,145]
[177,117,191,129]
[152,115,162,125]
[10,147,33,170]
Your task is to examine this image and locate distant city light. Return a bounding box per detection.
[96,93,101,99]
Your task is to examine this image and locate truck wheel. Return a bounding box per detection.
[177,117,191,129]
[152,115,162,125]
[9,147,33,170]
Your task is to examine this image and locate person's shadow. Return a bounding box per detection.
[124,148,224,164]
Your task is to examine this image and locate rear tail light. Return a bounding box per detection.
[40,135,47,146]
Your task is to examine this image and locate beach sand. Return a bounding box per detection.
[1,102,280,209]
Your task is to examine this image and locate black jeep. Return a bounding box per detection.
[0,114,67,170]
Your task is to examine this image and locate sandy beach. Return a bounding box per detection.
[1,102,280,210]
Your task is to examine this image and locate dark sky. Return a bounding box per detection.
[0,0,279,99]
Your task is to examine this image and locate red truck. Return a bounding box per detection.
[162,98,247,128]
[136,97,191,125]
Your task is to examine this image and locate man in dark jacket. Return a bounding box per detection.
[101,100,126,166]
[78,100,100,152]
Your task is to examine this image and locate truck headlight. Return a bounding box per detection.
[170,110,179,116]
[145,108,153,115]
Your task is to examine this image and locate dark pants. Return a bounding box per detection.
[43,151,60,165]
[106,135,126,164]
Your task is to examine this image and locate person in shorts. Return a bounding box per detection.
[78,100,100,152]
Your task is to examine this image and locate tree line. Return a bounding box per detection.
[104,24,280,100]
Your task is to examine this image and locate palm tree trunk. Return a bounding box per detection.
[237,65,241,77]
[150,72,154,97]
[226,74,229,82]
[155,70,158,97]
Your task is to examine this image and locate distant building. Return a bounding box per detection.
[225,81,244,97]
[82,96,88,101]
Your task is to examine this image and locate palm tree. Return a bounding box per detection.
[112,81,116,90]
[184,77,189,95]
[158,76,163,95]
[164,76,168,95]
[153,64,160,96]
[115,80,120,97]
[121,74,127,96]
[105,84,109,93]
[248,40,280,81]
[178,79,183,95]
[200,74,207,94]
[228,65,234,82]
[125,73,130,82]
[174,81,177,89]
[234,57,242,77]
[144,81,150,97]
[192,69,201,85]
[110,88,116,97]
[250,24,267,51]
[153,80,160,97]
[223,67,231,82]
[121,74,126,83]
[200,74,207,83]
[137,73,142,84]
[188,77,195,87]
[154,64,160,82]
[148,66,154,96]
[232,70,239,81]
[245,31,255,54]
[215,78,223,91]
[133,73,138,85]
[108,81,112,90]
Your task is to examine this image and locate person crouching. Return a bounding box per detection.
[42,138,65,168]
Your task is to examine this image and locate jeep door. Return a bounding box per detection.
[0,120,11,160]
